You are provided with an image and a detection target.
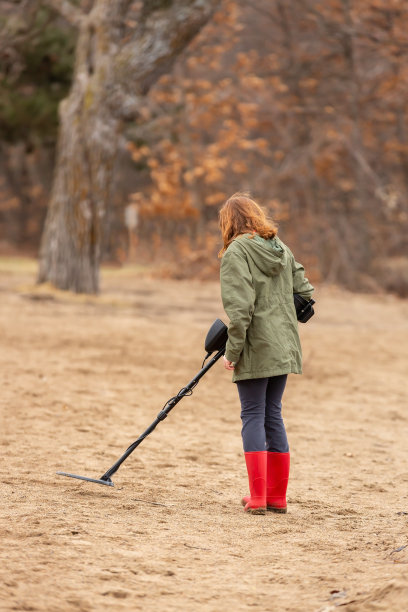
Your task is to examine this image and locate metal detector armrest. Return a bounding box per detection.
[204,319,228,353]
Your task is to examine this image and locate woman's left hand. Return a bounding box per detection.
[223,356,235,370]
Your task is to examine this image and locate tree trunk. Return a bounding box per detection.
[38,0,219,293]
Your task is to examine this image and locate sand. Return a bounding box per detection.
[1,260,408,611]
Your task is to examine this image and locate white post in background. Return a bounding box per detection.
[124,202,139,261]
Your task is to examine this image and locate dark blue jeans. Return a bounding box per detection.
[236,375,289,453]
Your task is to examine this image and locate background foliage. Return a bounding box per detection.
[0,6,76,143]
[1,0,408,294]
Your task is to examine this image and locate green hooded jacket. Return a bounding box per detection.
[220,234,314,382]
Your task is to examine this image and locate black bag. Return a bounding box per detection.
[294,294,315,323]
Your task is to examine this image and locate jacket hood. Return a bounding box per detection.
[233,234,288,276]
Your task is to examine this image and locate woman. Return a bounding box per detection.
[219,193,314,515]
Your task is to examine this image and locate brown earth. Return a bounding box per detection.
[1,258,408,612]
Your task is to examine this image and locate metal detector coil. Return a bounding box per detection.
[56,472,114,486]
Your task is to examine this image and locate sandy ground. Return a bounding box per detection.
[1,259,408,612]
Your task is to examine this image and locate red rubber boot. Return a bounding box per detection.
[242,451,266,514]
[266,452,290,513]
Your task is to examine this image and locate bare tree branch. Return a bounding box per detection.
[114,0,220,117]
[0,0,42,80]
[42,0,85,27]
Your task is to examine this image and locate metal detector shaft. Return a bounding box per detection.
[98,347,225,483]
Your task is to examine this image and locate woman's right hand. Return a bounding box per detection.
[223,356,235,370]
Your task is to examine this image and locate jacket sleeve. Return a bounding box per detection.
[220,250,255,363]
[291,253,314,299]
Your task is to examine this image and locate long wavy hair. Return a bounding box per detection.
[218,192,278,257]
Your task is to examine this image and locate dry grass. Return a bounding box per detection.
[1,259,408,611]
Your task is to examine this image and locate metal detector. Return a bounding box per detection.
[57,318,228,488]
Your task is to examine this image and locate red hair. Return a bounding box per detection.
[218,192,277,257]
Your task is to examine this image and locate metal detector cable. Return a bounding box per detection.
[201,351,212,369]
